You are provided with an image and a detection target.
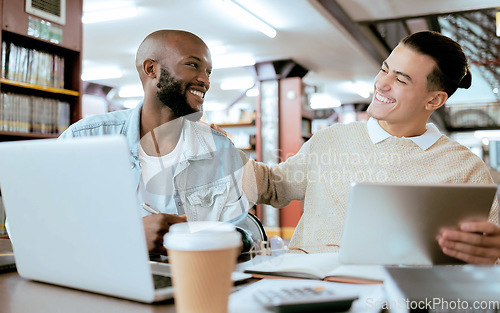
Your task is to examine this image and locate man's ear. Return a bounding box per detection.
[143,59,157,78]
[425,91,448,111]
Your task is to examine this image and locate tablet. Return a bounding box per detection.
[339,182,497,265]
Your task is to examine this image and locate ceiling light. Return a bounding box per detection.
[246,88,259,97]
[212,55,255,69]
[220,78,255,90]
[82,6,138,24]
[209,45,227,55]
[223,0,277,38]
[343,81,372,99]
[119,85,144,98]
[474,130,500,139]
[310,93,341,109]
[81,67,123,81]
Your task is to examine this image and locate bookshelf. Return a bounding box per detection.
[0,0,83,141]
[216,121,257,158]
[0,0,83,237]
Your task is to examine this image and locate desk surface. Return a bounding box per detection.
[0,239,386,313]
[0,239,176,313]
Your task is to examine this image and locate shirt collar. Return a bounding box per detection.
[367,117,443,150]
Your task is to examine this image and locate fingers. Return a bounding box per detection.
[143,214,187,255]
[197,121,228,135]
[440,246,494,265]
[438,228,497,247]
[163,213,187,225]
[459,220,500,235]
[210,123,227,136]
[437,231,499,264]
[437,221,500,264]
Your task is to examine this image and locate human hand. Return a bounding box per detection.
[198,120,228,136]
[143,213,187,255]
[210,123,227,136]
[437,220,500,264]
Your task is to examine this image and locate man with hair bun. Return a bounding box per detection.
[243,31,500,264]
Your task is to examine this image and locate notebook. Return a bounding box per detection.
[339,182,497,266]
[0,136,174,303]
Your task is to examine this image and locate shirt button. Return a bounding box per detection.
[177,202,182,206]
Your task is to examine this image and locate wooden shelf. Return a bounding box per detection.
[0,131,59,139]
[0,78,79,96]
[216,121,255,128]
[301,107,314,120]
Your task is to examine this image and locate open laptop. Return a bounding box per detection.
[339,182,497,266]
[0,136,174,303]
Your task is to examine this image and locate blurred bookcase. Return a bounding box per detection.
[0,0,82,141]
[0,0,83,236]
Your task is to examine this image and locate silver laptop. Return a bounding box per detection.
[339,182,497,266]
[0,136,174,303]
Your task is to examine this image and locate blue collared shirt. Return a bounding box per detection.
[58,102,248,223]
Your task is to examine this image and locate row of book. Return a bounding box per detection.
[0,92,70,134]
[1,41,65,89]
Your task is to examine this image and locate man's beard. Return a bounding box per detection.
[156,68,203,121]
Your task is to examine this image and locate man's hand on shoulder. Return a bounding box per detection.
[437,220,500,264]
[143,213,187,255]
[198,120,228,136]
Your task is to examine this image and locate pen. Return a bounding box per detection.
[142,203,161,215]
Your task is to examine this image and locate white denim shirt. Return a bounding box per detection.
[59,102,248,223]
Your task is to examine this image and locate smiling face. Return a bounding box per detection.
[367,44,439,136]
[154,34,212,118]
[156,67,202,121]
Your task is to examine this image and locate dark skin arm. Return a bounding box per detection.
[143,213,187,255]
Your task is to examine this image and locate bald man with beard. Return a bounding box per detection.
[60,30,250,255]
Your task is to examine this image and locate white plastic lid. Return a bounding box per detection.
[164,221,242,251]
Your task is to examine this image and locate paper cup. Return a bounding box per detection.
[164,221,241,313]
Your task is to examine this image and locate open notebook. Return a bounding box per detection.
[0,136,174,303]
[243,253,385,284]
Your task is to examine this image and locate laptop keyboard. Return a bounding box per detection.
[152,274,173,289]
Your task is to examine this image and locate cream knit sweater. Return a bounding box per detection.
[247,121,499,253]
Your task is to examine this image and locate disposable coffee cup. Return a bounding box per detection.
[164,221,242,313]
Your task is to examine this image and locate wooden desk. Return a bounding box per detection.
[0,239,176,313]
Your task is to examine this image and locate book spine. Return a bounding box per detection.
[0,92,70,134]
[19,46,28,84]
[6,43,14,80]
[57,101,70,133]
[59,56,65,89]
[1,40,7,79]
[13,44,21,82]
